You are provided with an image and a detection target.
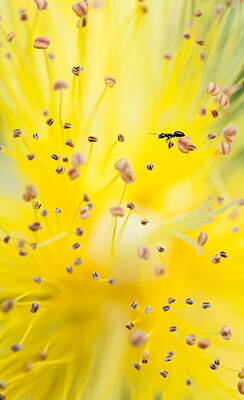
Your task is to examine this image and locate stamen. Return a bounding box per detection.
[130,330,148,347]
[37,232,67,248]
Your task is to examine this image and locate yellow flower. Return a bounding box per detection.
[0,0,244,399]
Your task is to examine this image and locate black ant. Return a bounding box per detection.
[148,130,185,149]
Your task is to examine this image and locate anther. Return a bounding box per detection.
[210,363,218,370]
[194,9,203,17]
[110,206,125,217]
[88,136,98,142]
[92,271,99,280]
[63,123,72,129]
[35,0,48,10]
[87,201,93,210]
[207,82,220,96]
[108,278,117,285]
[238,369,244,380]
[212,254,221,264]
[208,132,217,140]
[75,227,84,236]
[56,165,65,174]
[72,1,88,17]
[155,264,167,276]
[31,243,37,250]
[33,276,42,284]
[197,232,208,246]
[130,301,138,310]
[6,32,16,42]
[53,80,68,91]
[211,109,218,118]
[73,257,83,266]
[1,299,14,313]
[145,305,151,314]
[169,326,177,332]
[66,266,73,274]
[46,117,54,126]
[30,302,39,313]
[48,53,55,61]
[62,156,68,162]
[39,348,47,360]
[79,205,91,219]
[104,75,116,88]
[34,201,41,210]
[133,362,141,371]
[219,251,227,258]
[164,54,172,60]
[214,358,220,366]
[141,219,149,225]
[160,370,168,378]
[71,152,87,167]
[67,167,80,180]
[55,208,61,214]
[72,242,80,250]
[199,106,207,116]
[11,343,23,352]
[72,66,84,76]
[65,139,74,147]
[202,302,211,309]
[126,202,135,210]
[185,298,194,305]
[186,334,196,346]
[186,378,192,386]
[33,36,50,50]
[182,32,191,39]
[3,235,11,244]
[118,134,125,142]
[220,140,231,156]
[23,184,38,202]
[238,380,244,395]
[220,325,232,340]
[26,154,35,161]
[168,297,176,304]
[28,222,42,232]
[0,382,7,390]
[115,158,130,172]
[157,245,165,252]
[164,356,172,362]
[146,163,154,171]
[19,8,28,21]
[125,321,134,330]
[217,196,224,204]
[137,246,150,260]
[33,133,39,140]
[221,124,237,143]
[13,128,23,138]
[52,154,60,162]
[142,350,150,364]
[196,39,205,46]
[219,94,229,109]
[177,136,197,153]
[130,330,148,347]
[162,305,170,312]
[197,338,211,349]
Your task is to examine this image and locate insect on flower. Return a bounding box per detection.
[148,130,185,149]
